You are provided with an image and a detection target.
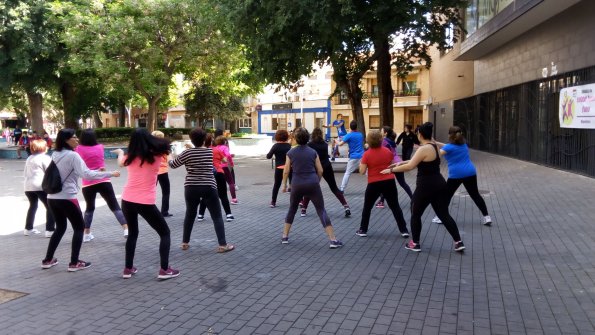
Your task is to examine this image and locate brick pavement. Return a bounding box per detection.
[1,150,595,334]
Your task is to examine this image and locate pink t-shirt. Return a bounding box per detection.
[212,146,224,173]
[217,145,233,168]
[75,144,110,187]
[122,156,161,205]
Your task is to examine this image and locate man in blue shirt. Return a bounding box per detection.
[323,114,346,161]
[337,120,364,193]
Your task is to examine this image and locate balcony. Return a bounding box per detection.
[394,89,421,97]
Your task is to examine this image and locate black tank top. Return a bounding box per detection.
[417,144,440,178]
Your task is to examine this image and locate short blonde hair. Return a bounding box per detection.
[30,139,47,154]
[151,130,165,138]
[366,130,383,148]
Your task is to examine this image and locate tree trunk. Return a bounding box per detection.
[147,97,159,132]
[92,110,103,128]
[60,82,79,129]
[26,91,44,133]
[375,38,394,127]
[118,101,126,127]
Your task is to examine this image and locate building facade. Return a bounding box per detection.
[430,0,595,176]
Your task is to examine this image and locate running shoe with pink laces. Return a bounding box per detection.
[122,267,138,279]
[157,267,180,280]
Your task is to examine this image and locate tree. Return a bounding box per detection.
[57,0,245,132]
[184,83,244,129]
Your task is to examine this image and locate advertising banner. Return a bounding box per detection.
[559,83,595,129]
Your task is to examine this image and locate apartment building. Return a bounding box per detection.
[429,0,595,176]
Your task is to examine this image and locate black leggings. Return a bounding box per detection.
[121,200,171,270]
[445,175,489,216]
[303,164,347,208]
[285,183,331,227]
[402,146,414,161]
[271,168,292,203]
[360,179,408,234]
[44,199,85,265]
[200,172,231,215]
[82,182,127,229]
[183,186,227,245]
[411,176,462,244]
[379,172,413,203]
[157,173,171,215]
[25,191,55,231]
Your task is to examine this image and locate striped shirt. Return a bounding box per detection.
[168,147,217,189]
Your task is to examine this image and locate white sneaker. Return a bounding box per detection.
[24,229,41,236]
[226,214,235,222]
[197,215,205,222]
[123,229,129,238]
[45,231,54,238]
[83,233,94,242]
[483,215,492,226]
[432,216,442,224]
[235,185,239,191]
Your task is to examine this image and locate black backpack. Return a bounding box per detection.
[42,156,74,194]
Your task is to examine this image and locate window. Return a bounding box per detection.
[295,118,302,128]
[238,118,251,128]
[315,117,325,129]
[369,115,380,129]
[372,85,379,97]
[272,116,287,130]
[105,119,110,127]
[403,81,418,95]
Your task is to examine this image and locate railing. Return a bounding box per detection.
[333,89,421,105]
[394,89,421,97]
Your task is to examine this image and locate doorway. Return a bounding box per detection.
[407,110,423,128]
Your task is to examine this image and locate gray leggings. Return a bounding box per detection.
[285,183,331,227]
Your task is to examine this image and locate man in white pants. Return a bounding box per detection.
[337,120,365,193]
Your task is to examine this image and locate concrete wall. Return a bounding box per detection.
[474,0,595,94]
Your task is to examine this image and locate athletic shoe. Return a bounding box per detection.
[123,229,129,238]
[401,231,410,238]
[329,240,344,249]
[344,207,351,217]
[122,267,138,279]
[83,234,92,242]
[405,240,421,252]
[432,216,442,224]
[197,215,205,222]
[330,157,335,162]
[226,214,235,222]
[45,231,54,238]
[24,229,41,236]
[300,209,307,217]
[454,241,466,252]
[270,201,276,208]
[157,267,180,280]
[375,202,385,209]
[235,185,239,191]
[68,261,91,272]
[483,215,492,226]
[281,237,289,244]
[41,258,58,269]
[231,198,238,205]
[162,213,173,217]
[356,230,367,237]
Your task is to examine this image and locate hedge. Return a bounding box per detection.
[81,127,194,140]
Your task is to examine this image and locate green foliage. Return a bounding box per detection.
[184,83,245,127]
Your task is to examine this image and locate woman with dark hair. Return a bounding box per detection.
[151,130,172,217]
[375,126,414,208]
[23,139,54,237]
[76,128,128,242]
[113,129,179,280]
[301,127,351,217]
[169,128,234,252]
[41,129,120,272]
[396,124,419,161]
[266,129,291,208]
[357,130,409,238]
[281,127,343,248]
[382,122,465,253]
[431,126,492,225]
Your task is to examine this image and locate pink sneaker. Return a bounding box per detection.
[157,267,180,280]
[41,258,58,269]
[68,260,91,272]
[231,198,238,205]
[122,267,138,279]
[375,202,385,209]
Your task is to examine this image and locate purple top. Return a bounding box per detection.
[287,145,319,185]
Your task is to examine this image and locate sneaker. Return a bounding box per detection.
[300,209,307,217]
[68,260,92,272]
[454,241,466,252]
[157,267,180,280]
[231,198,238,205]
[41,258,58,269]
[123,229,129,238]
[162,213,173,217]
[401,231,410,238]
[122,267,138,279]
[405,240,421,252]
[226,214,235,222]
[344,207,351,217]
[24,229,41,236]
[329,240,344,249]
[375,202,385,209]
[356,230,367,237]
[432,216,442,224]
[281,237,289,244]
[235,185,239,191]
[197,214,205,222]
[483,215,492,226]
[330,157,335,162]
[270,201,276,208]
[83,234,93,243]
[45,231,54,238]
